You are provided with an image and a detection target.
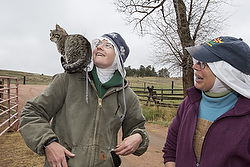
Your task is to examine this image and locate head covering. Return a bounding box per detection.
[186,36,250,74]
[88,32,129,78]
[87,32,129,122]
[208,61,250,98]
[209,77,231,93]
[102,32,129,63]
[101,32,130,77]
[186,36,250,98]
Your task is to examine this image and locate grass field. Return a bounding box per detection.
[127,76,183,89]
[127,77,182,125]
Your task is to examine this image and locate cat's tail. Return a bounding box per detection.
[61,56,90,73]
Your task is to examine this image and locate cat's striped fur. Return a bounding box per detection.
[50,24,92,73]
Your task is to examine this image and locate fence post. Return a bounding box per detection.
[7,78,11,127]
[15,78,19,130]
[171,81,174,94]
[161,88,163,101]
[23,76,26,85]
[0,80,2,100]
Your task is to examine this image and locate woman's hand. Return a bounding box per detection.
[45,142,75,167]
[114,133,142,156]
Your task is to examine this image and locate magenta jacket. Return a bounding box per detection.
[163,86,250,167]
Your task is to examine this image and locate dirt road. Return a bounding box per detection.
[1,84,168,167]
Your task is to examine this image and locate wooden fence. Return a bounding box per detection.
[0,76,19,136]
[130,81,184,108]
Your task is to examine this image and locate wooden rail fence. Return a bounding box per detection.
[130,81,184,108]
[0,76,19,136]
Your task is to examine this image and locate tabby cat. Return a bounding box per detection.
[50,24,92,73]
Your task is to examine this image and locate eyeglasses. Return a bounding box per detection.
[93,39,114,49]
[193,59,207,69]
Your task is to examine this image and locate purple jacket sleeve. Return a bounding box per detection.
[162,119,178,163]
[162,99,186,163]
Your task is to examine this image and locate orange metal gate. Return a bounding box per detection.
[0,76,19,136]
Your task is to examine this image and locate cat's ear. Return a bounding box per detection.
[56,24,62,31]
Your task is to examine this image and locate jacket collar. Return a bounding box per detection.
[186,86,202,104]
[88,69,128,96]
[225,95,250,117]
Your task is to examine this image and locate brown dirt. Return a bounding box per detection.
[0,85,168,167]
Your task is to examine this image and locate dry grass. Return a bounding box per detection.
[126,76,182,89]
[0,130,44,167]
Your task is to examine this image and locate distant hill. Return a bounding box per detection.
[0,69,52,85]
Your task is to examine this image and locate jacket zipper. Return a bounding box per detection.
[89,98,102,166]
[88,78,120,165]
[98,98,102,107]
[89,92,116,166]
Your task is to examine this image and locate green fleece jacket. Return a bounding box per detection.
[19,72,149,167]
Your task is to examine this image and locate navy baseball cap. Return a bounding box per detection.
[186,36,250,74]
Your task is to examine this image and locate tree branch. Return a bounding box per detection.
[192,0,210,41]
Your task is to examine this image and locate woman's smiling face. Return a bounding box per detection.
[93,39,116,69]
[193,61,216,92]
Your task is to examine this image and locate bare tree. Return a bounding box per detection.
[114,0,230,96]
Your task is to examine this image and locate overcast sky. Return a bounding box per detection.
[0,0,249,76]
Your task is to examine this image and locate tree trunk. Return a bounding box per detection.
[182,50,194,97]
[173,0,194,96]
